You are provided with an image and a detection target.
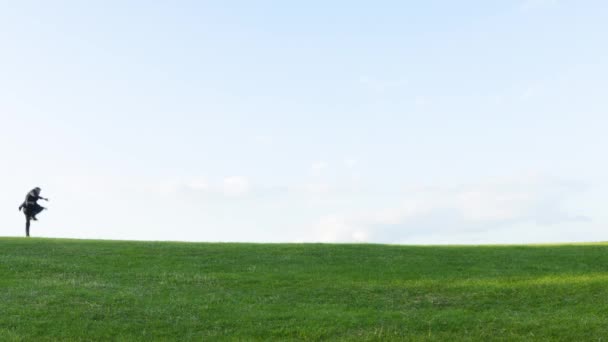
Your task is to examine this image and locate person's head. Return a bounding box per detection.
[34,187,41,195]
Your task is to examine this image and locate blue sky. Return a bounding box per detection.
[1,0,607,243]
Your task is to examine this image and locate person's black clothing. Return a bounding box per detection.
[19,189,45,218]
[23,203,44,219]
[19,188,47,237]
[25,190,42,206]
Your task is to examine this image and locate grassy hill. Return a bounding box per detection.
[1,238,608,341]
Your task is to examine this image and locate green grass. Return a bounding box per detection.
[2,238,608,341]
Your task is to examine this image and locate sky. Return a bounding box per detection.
[1,0,607,244]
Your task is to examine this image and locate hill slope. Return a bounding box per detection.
[1,238,608,341]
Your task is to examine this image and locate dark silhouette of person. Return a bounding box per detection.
[18,187,49,237]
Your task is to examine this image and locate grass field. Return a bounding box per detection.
[1,238,608,341]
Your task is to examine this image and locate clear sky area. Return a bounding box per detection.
[1,0,607,243]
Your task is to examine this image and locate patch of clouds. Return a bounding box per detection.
[187,179,210,192]
[305,176,590,243]
[222,176,251,197]
[315,215,370,243]
[137,173,593,244]
[293,183,332,196]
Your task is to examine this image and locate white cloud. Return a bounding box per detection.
[67,174,592,244]
[314,215,370,243]
[294,183,331,195]
[307,176,589,243]
[187,179,209,191]
[222,176,251,197]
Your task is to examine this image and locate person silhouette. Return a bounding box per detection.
[18,187,49,237]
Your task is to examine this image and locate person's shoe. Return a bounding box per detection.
[31,216,38,221]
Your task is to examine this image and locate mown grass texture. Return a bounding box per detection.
[1,238,608,341]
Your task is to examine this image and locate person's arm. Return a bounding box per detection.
[34,194,48,201]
